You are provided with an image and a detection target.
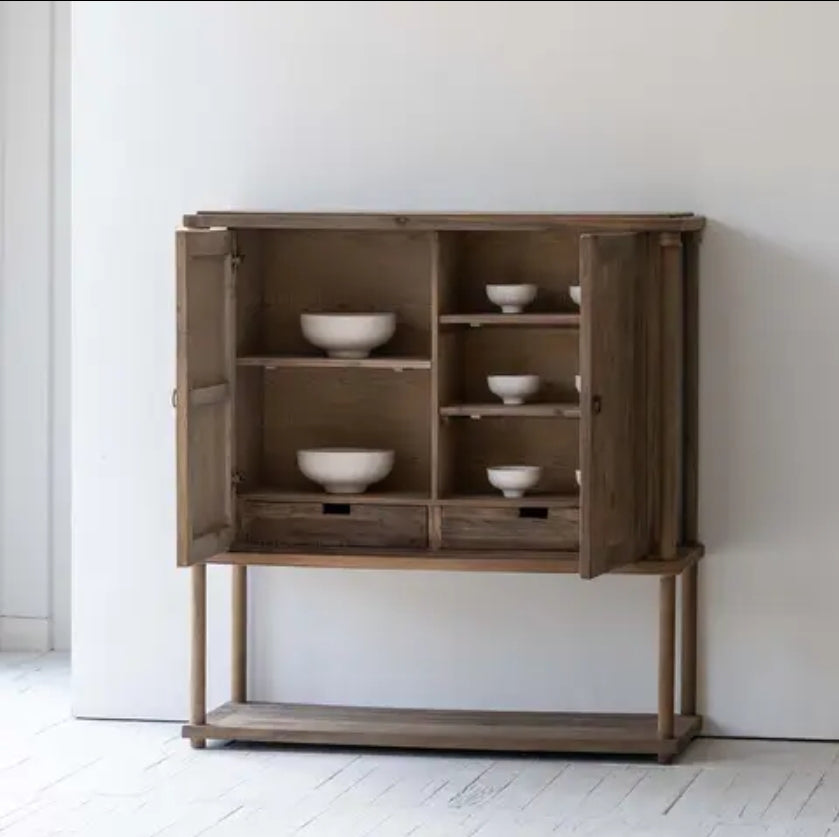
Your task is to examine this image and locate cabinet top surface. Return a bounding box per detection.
[182,211,705,232]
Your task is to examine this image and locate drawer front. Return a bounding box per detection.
[239,500,428,549]
[439,506,579,551]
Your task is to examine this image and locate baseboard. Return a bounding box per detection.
[0,616,51,651]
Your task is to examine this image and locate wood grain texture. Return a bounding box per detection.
[176,229,235,566]
[261,367,431,495]
[439,505,579,551]
[444,417,579,496]
[209,544,704,574]
[683,231,701,543]
[681,563,698,717]
[231,565,247,704]
[239,489,430,506]
[237,500,428,550]
[444,230,580,313]
[579,233,644,578]
[190,564,206,749]
[659,233,685,558]
[440,313,579,327]
[184,211,706,232]
[257,230,432,357]
[237,356,430,370]
[441,403,580,419]
[183,701,701,758]
[658,575,677,749]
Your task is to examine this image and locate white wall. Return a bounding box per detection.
[72,0,839,738]
[0,0,70,652]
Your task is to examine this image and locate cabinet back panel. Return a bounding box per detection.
[238,230,432,357]
[442,231,579,314]
[442,417,579,496]
[261,368,430,494]
[235,366,265,489]
[443,328,579,404]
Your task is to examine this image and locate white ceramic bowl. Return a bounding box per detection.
[297,448,394,494]
[487,465,542,499]
[569,285,581,307]
[486,284,537,314]
[487,375,541,405]
[300,312,396,359]
[574,374,581,393]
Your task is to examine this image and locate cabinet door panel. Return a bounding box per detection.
[579,233,645,578]
[176,229,235,565]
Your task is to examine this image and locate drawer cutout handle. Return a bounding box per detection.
[519,507,548,519]
[322,503,351,516]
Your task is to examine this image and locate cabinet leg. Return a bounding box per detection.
[190,564,207,749]
[680,564,698,716]
[232,565,247,703]
[658,576,676,742]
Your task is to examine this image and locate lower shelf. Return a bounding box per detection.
[183,702,701,760]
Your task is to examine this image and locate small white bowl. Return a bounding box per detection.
[300,312,396,359]
[486,284,537,314]
[487,465,542,499]
[569,285,581,307]
[487,375,541,405]
[297,448,394,494]
[574,374,581,393]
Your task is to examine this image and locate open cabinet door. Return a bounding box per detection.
[176,229,235,565]
[579,233,645,579]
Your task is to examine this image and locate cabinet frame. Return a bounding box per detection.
[176,211,705,762]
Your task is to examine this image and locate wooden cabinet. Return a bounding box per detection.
[176,212,705,763]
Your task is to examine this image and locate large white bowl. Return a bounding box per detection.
[300,312,396,359]
[487,465,542,499]
[486,284,537,314]
[487,375,541,405]
[297,448,394,494]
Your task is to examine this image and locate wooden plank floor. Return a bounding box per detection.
[7,653,839,837]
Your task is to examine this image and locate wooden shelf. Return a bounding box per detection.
[441,403,580,419]
[237,356,431,370]
[437,494,579,508]
[183,701,701,759]
[209,544,704,575]
[439,313,580,327]
[239,489,431,506]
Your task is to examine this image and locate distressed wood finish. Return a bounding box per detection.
[183,701,701,759]
[209,544,704,574]
[190,565,206,749]
[232,566,247,704]
[658,575,677,758]
[681,230,702,715]
[579,233,645,578]
[184,211,705,232]
[439,505,579,551]
[659,232,685,558]
[177,211,705,762]
[176,229,235,565]
[237,499,428,550]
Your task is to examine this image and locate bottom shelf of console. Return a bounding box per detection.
[183,702,701,761]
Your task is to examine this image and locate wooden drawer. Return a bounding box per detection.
[439,505,579,551]
[238,500,428,549]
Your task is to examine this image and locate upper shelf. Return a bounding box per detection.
[237,356,431,371]
[439,313,580,327]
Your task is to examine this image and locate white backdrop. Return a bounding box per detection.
[72,0,839,738]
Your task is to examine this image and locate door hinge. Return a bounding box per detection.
[230,254,243,269]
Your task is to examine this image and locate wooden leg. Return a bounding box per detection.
[190,564,207,749]
[232,565,247,703]
[680,564,698,717]
[657,575,676,757]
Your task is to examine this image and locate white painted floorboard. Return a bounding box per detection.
[2,654,839,836]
